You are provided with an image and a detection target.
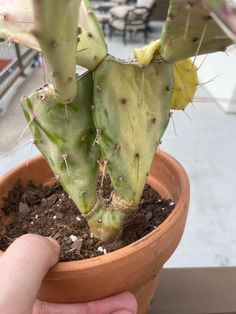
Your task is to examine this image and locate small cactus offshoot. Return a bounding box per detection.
[0,0,235,241]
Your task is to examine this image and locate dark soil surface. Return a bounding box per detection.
[0,178,175,261]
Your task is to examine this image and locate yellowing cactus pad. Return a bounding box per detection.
[134,40,160,65]
[171,58,198,110]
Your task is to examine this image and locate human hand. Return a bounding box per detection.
[0,234,137,314]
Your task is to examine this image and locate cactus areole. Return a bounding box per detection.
[0,0,235,241]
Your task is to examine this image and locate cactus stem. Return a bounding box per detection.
[16,115,35,144]
[192,21,210,68]
[62,153,71,177]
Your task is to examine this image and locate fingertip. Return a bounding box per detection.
[0,234,60,313]
[9,234,60,266]
[46,237,61,260]
[116,292,138,314]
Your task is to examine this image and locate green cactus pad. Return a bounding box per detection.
[203,0,236,41]
[76,0,107,70]
[31,0,80,104]
[160,0,233,63]
[21,71,100,215]
[93,56,173,208]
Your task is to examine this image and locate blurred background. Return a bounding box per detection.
[0,0,236,268]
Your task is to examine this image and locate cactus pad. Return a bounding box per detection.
[21,71,100,215]
[160,0,233,63]
[171,58,198,110]
[93,56,173,208]
[77,0,107,70]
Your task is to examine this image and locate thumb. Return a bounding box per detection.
[0,234,60,314]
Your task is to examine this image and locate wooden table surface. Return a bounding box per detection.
[149,267,236,314]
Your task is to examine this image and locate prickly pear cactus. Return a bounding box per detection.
[1,0,236,241]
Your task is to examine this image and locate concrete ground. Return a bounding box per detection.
[1,23,236,267]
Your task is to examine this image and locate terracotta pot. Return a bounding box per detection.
[0,151,190,314]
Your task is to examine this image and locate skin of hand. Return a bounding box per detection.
[0,234,137,314]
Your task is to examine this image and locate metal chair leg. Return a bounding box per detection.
[109,25,114,40]
[122,29,127,45]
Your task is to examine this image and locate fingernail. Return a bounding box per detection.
[46,237,60,256]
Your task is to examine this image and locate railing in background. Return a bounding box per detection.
[0,42,38,99]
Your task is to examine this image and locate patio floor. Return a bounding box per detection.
[1,22,236,268]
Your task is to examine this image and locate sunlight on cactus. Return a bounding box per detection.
[0,0,235,240]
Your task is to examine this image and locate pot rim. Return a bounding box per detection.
[0,151,189,274]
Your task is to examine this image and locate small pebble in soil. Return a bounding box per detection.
[70,235,78,242]
[97,246,107,255]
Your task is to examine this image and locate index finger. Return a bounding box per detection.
[0,234,60,314]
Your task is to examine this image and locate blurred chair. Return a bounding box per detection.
[95,12,111,33]
[93,0,128,12]
[109,0,156,44]
[93,0,130,34]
